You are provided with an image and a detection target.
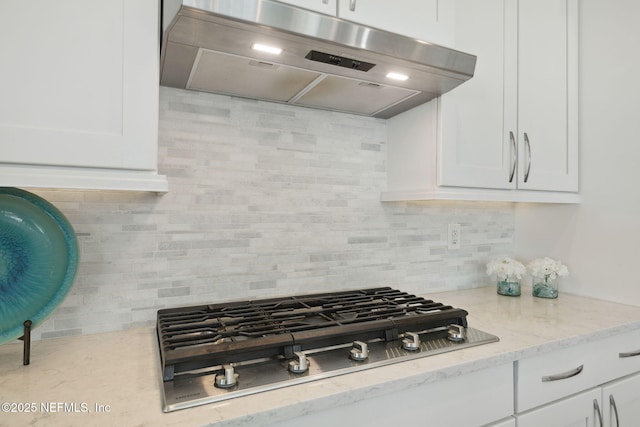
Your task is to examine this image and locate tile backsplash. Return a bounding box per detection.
[29,87,514,340]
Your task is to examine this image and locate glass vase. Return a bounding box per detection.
[532,276,559,299]
[497,279,521,297]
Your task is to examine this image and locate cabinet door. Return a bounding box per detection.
[337,0,454,47]
[275,0,337,15]
[602,373,640,427]
[517,337,614,413]
[517,0,579,191]
[0,0,159,173]
[266,363,513,427]
[517,388,602,427]
[438,0,518,190]
[483,417,516,427]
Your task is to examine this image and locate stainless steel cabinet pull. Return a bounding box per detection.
[594,399,604,427]
[610,395,620,427]
[619,349,640,358]
[541,364,583,382]
[508,131,516,183]
[524,132,532,183]
[350,0,356,11]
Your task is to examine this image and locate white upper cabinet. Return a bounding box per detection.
[0,0,168,192]
[337,0,454,47]
[516,0,578,192]
[440,0,578,193]
[383,0,579,203]
[275,0,337,15]
[438,0,517,190]
[277,0,454,46]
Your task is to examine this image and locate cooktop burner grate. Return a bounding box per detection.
[156,287,500,412]
[157,287,469,381]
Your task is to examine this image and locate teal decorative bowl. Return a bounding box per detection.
[0,188,79,344]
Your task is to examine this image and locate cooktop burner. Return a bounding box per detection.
[156,287,498,412]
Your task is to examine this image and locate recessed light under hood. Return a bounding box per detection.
[160,0,477,119]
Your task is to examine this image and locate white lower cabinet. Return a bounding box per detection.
[516,374,640,427]
[516,388,601,427]
[515,329,640,427]
[602,372,640,427]
[268,330,640,427]
[268,363,513,427]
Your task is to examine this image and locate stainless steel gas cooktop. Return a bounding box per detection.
[156,287,498,412]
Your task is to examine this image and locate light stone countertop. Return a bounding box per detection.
[2,286,640,427]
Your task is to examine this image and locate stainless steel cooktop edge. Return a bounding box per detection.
[162,327,499,412]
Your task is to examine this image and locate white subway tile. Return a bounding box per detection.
[28,87,514,340]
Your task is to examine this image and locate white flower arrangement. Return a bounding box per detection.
[527,257,569,282]
[486,257,526,281]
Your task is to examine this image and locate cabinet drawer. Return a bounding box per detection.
[270,363,513,427]
[516,340,605,412]
[516,329,640,412]
[602,328,640,379]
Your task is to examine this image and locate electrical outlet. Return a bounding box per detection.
[448,223,461,250]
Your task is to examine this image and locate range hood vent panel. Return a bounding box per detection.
[296,75,418,116]
[188,49,322,102]
[161,0,477,119]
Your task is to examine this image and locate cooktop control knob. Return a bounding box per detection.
[402,332,421,351]
[214,364,238,389]
[447,324,467,343]
[288,351,310,374]
[350,341,369,361]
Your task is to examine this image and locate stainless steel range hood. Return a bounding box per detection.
[160,0,477,119]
